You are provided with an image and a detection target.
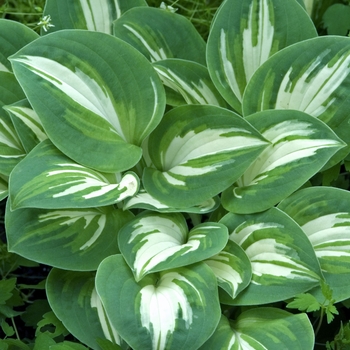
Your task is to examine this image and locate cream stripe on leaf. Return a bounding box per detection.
[199,309,314,350]
[118,212,228,281]
[4,99,47,154]
[0,174,8,201]
[153,59,228,107]
[95,254,221,350]
[278,187,350,302]
[46,269,125,350]
[222,109,345,214]
[113,7,206,65]
[143,105,269,208]
[42,0,147,34]
[0,72,26,176]
[219,208,322,305]
[204,240,252,299]
[9,140,139,210]
[206,0,316,113]
[10,30,165,173]
[243,36,350,165]
[123,188,220,214]
[6,201,133,271]
[0,19,38,72]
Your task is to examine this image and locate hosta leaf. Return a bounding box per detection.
[118,211,228,281]
[205,240,252,299]
[222,109,345,214]
[219,208,322,305]
[0,174,8,201]
[0,72,26,176]
[6,202,133,271]
[47,269,124,350]
[207,0,317,113]
[9,140,139,210]
[4,99,47,153]
[200,309,314,350]
[113,7,206,65]
[10,30,165,173]
[43,0,147,34]
[153,59,227,107]
[124,188,220,213]
[243,36,350,164]
[96,254,221,350]
[278,187,350,302]
[0,19,38,72]
[143,105,269,208]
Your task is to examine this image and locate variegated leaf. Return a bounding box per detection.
[9,140,139,210]
[4,99,47,153]
[113,7,206,65]
[222,109,345,214]
[47,269,125,349]
[6,200,133,270]
[95,254,221,350]
[278,187,350,302]
[43,0,147,34]
[219,208,322,305]
[207,0,317,113]
[0,174,8,201]
[118,211,228,281]
[143,105,269,208]
[200,310,314,350]
[123,188,220,213]
[0,72,26,176]
[205,240,252,299]
[243,36,350,164]
[153,59,227,107]
[10,30,165,173]
[0,19,38,72]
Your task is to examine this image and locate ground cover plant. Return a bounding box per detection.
[1,0,350,349]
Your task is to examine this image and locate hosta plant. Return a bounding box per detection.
[1,0,350,349]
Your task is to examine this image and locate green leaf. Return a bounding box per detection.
[0,19,38,72]
[9,140,139,210]
[4,99,47,154]
[43,0,148,34]
[10,30,165,173]
[200,309,314,350]
[153,59,227,107]
[207,0,317,113]
[222,109,345,213]
[243,36,350,165]
[1,319,15,337]
[278,186,350,302]
[36,311,69,339]
[113,7,206,65]
[6,200,133,271]
[143,104,269,208]
[47,269,122,349]
[0,278,16,305]
[219,207,322,305]
[323,4,350,35]
[204,240,252,299]
[95,254,221,350]
[118,211,228,281]
[286,293,321,312]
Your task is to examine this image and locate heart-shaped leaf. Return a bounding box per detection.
[118,211,228,281]
[143,104,269,208]
[9,140,139,210]
[278,187,350,302]
[220,208,322,305]
[95,254,221,350]
[6,202,133,271]
[43,0,147,34]
[222,109,345,214]
[207,0,317,112]
[10,30,165,173]
[204,240,252,299]
[200,309,314,350]
[47,269,124,350]
[113,7,206,65]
